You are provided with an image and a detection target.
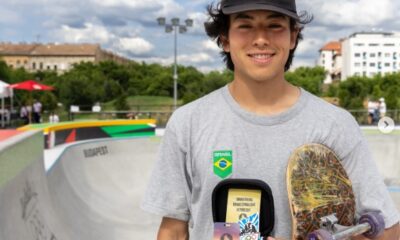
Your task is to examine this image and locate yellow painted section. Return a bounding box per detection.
[18,119,156,134]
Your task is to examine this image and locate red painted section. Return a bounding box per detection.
[0,130,22,141]
[65,129,76,143]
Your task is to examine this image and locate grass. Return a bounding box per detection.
[103,96,183,111]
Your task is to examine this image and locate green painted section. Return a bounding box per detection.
[0,132,43,188]
[101,125,154,136]
[108,131,156,138]
[22,120,85,130]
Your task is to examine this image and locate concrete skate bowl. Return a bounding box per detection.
[0,122,161,240]
[0,125,399,240]
[364,132,400,211]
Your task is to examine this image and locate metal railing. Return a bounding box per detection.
[348,109,400,125]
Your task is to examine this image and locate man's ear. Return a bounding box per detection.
[290,27,299,50]
[220,35,230,52]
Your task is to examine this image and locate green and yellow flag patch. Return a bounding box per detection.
[213,150,233,179]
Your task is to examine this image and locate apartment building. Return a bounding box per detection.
[341,32,400,80]
[0,43,131,74]
[318,41,342,84]
[318,32,400,82]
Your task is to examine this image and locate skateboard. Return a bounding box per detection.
[286,144,385,240]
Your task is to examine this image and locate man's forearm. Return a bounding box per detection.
[157,217,189,240]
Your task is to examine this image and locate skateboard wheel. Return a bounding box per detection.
[359,212,385,238]
[307,229,334,240]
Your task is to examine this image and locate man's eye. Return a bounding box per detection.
[238,25,251,29]
[269,24,283,29]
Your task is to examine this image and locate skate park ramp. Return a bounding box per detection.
[0,125,399,240]
[0,125,161,240]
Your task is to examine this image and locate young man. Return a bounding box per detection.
[142,0,400,239]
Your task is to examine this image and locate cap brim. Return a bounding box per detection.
[222,4,299,21]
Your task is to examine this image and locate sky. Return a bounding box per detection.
[0,0,399,73]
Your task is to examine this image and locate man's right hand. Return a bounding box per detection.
[157,217,189,240]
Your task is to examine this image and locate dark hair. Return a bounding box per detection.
[204,3,313,72]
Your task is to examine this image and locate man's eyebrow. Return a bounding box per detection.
[233,13,253,20]
[267,13,287,20]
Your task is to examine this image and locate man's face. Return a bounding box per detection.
[222,10,298,84]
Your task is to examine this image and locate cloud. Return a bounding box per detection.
[55,23,112,44]
[114,37,154,55]
[201,40,220,53]
[301,0,395,27]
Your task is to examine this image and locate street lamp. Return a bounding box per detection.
[157,17,193,110]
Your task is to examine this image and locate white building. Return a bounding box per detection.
[318,41,342,84]
[341,32,400,80]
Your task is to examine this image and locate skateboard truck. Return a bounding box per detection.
[308,211,385,240]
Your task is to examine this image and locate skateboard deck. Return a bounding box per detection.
[287,144,356,240]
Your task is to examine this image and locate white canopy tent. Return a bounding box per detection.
[0,80,13,128]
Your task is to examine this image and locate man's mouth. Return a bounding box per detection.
[248,53,274,64]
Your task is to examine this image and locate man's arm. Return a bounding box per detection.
[353,222,400,240]
[157,217,189,240]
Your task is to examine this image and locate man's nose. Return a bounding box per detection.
[253,28,270,48]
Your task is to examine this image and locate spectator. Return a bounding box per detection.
[32,99,42,123]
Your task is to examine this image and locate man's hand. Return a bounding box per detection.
[157,217,189,240]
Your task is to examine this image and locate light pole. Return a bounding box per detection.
[157,17,193,110]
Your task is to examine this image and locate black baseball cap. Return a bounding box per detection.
[221,0,299,20]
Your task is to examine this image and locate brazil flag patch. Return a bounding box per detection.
[213,150,233,179]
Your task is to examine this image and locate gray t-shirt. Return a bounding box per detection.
[141,85,399,239]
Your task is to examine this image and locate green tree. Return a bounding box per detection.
[285,66,326,96]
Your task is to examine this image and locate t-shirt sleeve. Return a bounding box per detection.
[141,116,191,222]
[338,117,400,228]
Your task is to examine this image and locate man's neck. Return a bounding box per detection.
[228,77,300,116]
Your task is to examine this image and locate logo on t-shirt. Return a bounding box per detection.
[213,150,233,179]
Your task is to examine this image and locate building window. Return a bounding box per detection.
[39,62,43,70]
[322,60,325,65]
[32,62,36,69]
[362,71,367,76]
[363,62,367,67]
[54,65,57,71]
[394,52,397,60]
[322,53,325,58]
[385,53,391,58]
[363,52,367,59]
[370,53,376,57]
[370,63,376,67]
[47,66,51,70]
[16,60,20,65]
[354,43,364,46]
[24,60,28,65]
[369,43,379,47]
[354,53,361,57]
[354,62,361,67]
[378,52,382,57]
[378,62,382,69]
[384,63,390,67]
[10,64,13,68]
[394,62,397,69]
